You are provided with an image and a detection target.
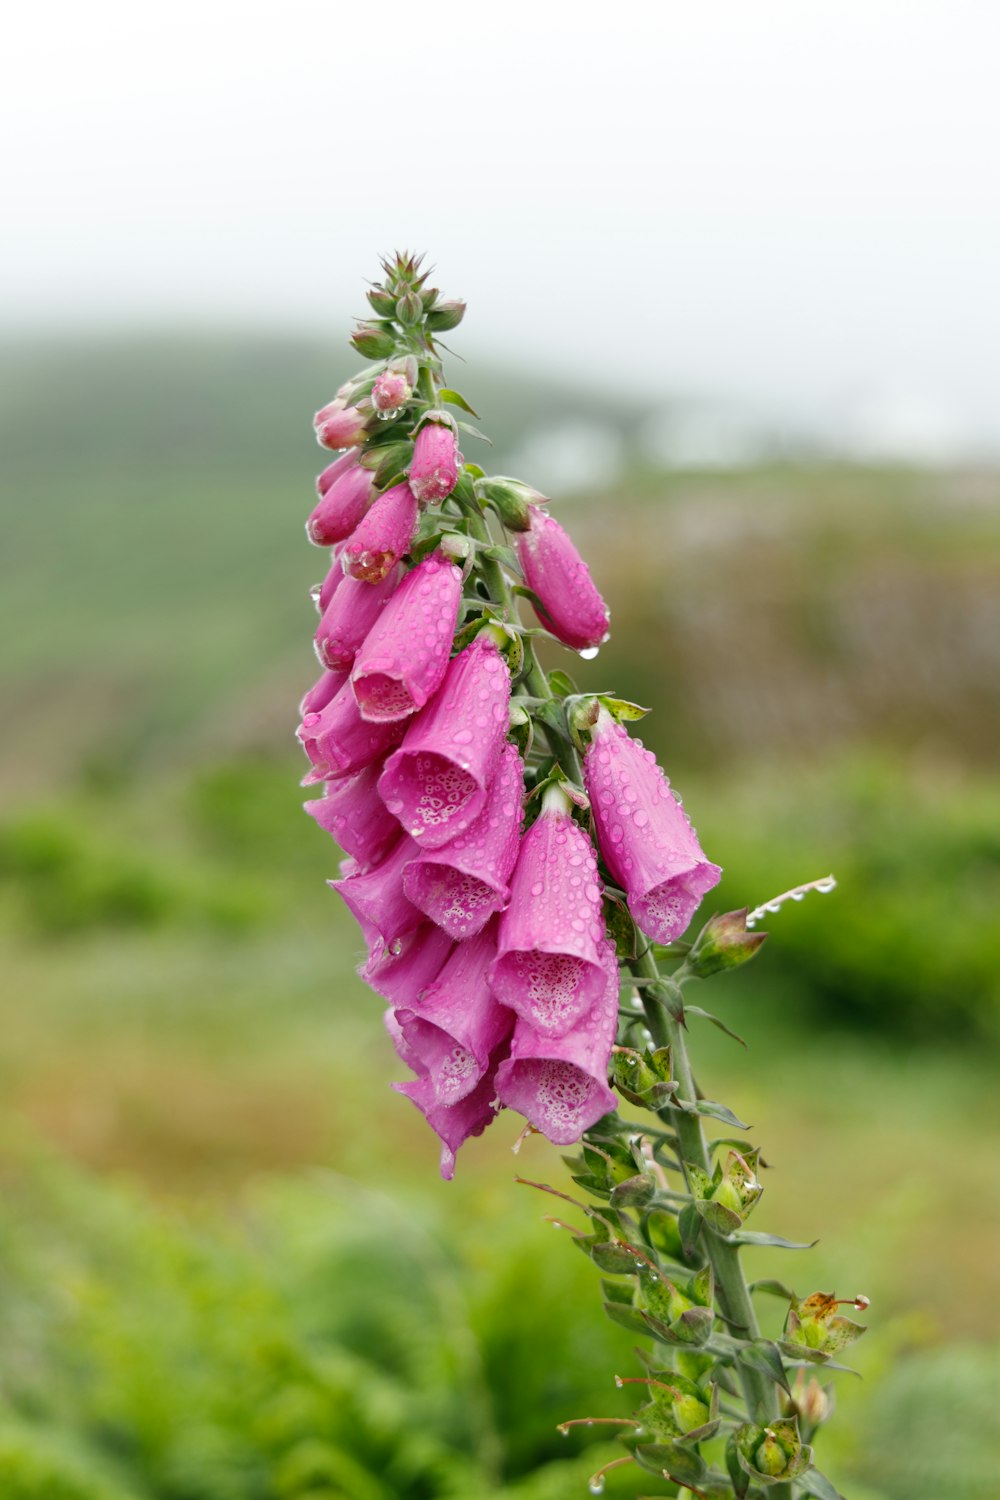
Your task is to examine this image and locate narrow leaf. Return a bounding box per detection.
[729,1230,820,1250]
[439,387,479,415]
[685,1005,748,1048]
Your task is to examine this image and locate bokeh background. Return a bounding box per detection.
[2,3,999,1496]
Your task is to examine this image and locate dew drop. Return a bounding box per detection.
[579,646,600,661]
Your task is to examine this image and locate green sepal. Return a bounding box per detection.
[632,1440,707,1485]
[601,1278,636,1306]
[597,694,651,722]
[694,1198,743,1234]
[798,1467,848,1499]
[369,441,414,489]
[737,1339,791,1396]
[678,1204,702,1258]
[609,1174,656,1210]
[462,461,486,480]
[605,894,639,961]
[589,1240,643,1275]
[602,1300,651,1336]
[478,542,519,572]
[547,668,578,698]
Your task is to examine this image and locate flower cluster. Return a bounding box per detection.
[296,253,720,1178]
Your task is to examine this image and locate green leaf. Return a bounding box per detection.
[590,1241,643,1274]
[684,1005,748,1048]
[738,1338,790,1395]
[462,461,486,480]
[750,1278,798,1302]
[478,543,519,572]
[606,894,639,961]
[601,1278,636,1306]
[547,668,578,698]
[694,1099,751,1130]
[728,1230,819,1250]
[633,1441,707,1485]
[456,419,492,445]
[798,1466,845,1498]
[694,1199,743,1234]
[597,694,651,721]
[439,387,479,416]
[678,1203,702,1258]
[610,1174,655,1209]
[603,1300,651,1336]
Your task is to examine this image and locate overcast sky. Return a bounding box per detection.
[5,0,1000,449]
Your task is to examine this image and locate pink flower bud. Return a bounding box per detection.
[403,742,524,939]
[378,639,511,849]
[307,462,375,546]
[514,506,610,652]
[297,675,405,782]
[489,797,607,1036]
[329,834,422,954]
[316,451,357,497]
[495,941,618,1144]
[315,548,345,614]
[303,759,400,868]
[351,555,462,722]
[409,419,460,502]
[314,398,369,450]
[583,711,721,943]
[299,667,345,718]
[363,922,453,1005]
[392,1036,506,1179]
[371,369,412,414]
[314,565,399,672]
[393,924,514,1106]
[342,481,418,583]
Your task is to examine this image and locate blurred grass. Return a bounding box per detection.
[1,336,999,1494]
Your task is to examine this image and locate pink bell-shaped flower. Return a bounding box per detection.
[314,566,399,672]
[307,461,375,546]
[303,759,400,868]
[393,923,514,1105]
[514,505,609,652]
[351,554,462,722]
[342,481,418,584]
[315,451,357,497]
[378,638,511,849]
[329,834,422,954]
[403,742,524,939]
[313,549,345,615]
[495,940,619,1145]
[371,368,412,414]
[408,418,460,502]
[297,675,405,782]
[584,709,721,943]
[299,667,345,718]
[314,398,369,450]
[391,1030,506,1180]
[363,922,453,1006]
[490,790,607,1036]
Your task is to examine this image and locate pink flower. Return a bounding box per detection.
[371,368,412,414]
[363,922,453,1006]
[390,1023,506,1180]
[495,941,619,1145]
[584,709,721,943]
[489,794,607,1036]
[409,419,460,502]
[307,462,375,546]
[314,566,399,672]
[392,924,514,1105]
[403,742,524,939]
[314,548,345,614]
[378,639,511,849]
[303,759,400,868]
[315,451,357,497]
[297,675,405,782]
[351,554,462,722]
[314,398,369,450]
[515,505,610,652]
[299,667,345,718]
[342,481,418,583]
[329,834,422,954]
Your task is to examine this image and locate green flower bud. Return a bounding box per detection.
[351,322,397,359]
[475,476,547,531]
[426,297,467,331]
[674,1392,711,1434]
[395,289,423,327]
[685,908,767,980]
[755,1432,788,1476]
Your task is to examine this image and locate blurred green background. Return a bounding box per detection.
[1,334,999,1500]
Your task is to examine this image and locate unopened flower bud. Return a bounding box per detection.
[755,1432,788,1477]
[686,909,767,979]
[426,298,466,332]
[366,287,397,318]
[351,322,396,360]
[409,419,460,502]
[515,505,610,652]
[372,368,413,415]
[395,289,423,327]
[476,476,547,532]
[314,399,369,451]
[342,481,418,583]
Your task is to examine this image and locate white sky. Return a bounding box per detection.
[5,0,1000,445]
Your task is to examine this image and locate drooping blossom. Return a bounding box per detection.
[490,791,607,1036]
[329,834,422,954]
[298,675,405,782]
[351,554,462,721]
[342,480,418,583]
[314,398,369,450]
[372,368,412,414]
[378,638,510,849]
[409,418,460,502]
[314,566,399,672]
[303,759,400,868]
[515,504,609,652]
[584,708,721,943]
[316,451,358,497]
[389,1012,505,1180]
[363,921,453,1006]
[393,923,514,1105]
[307,461,375,545]
[495,940,619,1144]
[299,666,345,718]
[314,548,345,614]
[403,742,524,939]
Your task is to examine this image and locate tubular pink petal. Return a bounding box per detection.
[314,399,369,450]
[297,675,405,781]
[299,667,346,719]
[409,420,460,502]
[514,505,610,652]
[393,924,514,1105]
[316,451,357,497]
[378,639,511,849]
[393,1044,507,1180]
[364,923,454,1006]
[490,804,607,1036]
[584,711,722,943]
[303,760,400,867]
[402,742,524,939]
[351,554,463,722]
[372,369,412,414]
[342,481,418,583]
[307,462,375,546]
[329,834,422,952]
[315,566,399,672]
